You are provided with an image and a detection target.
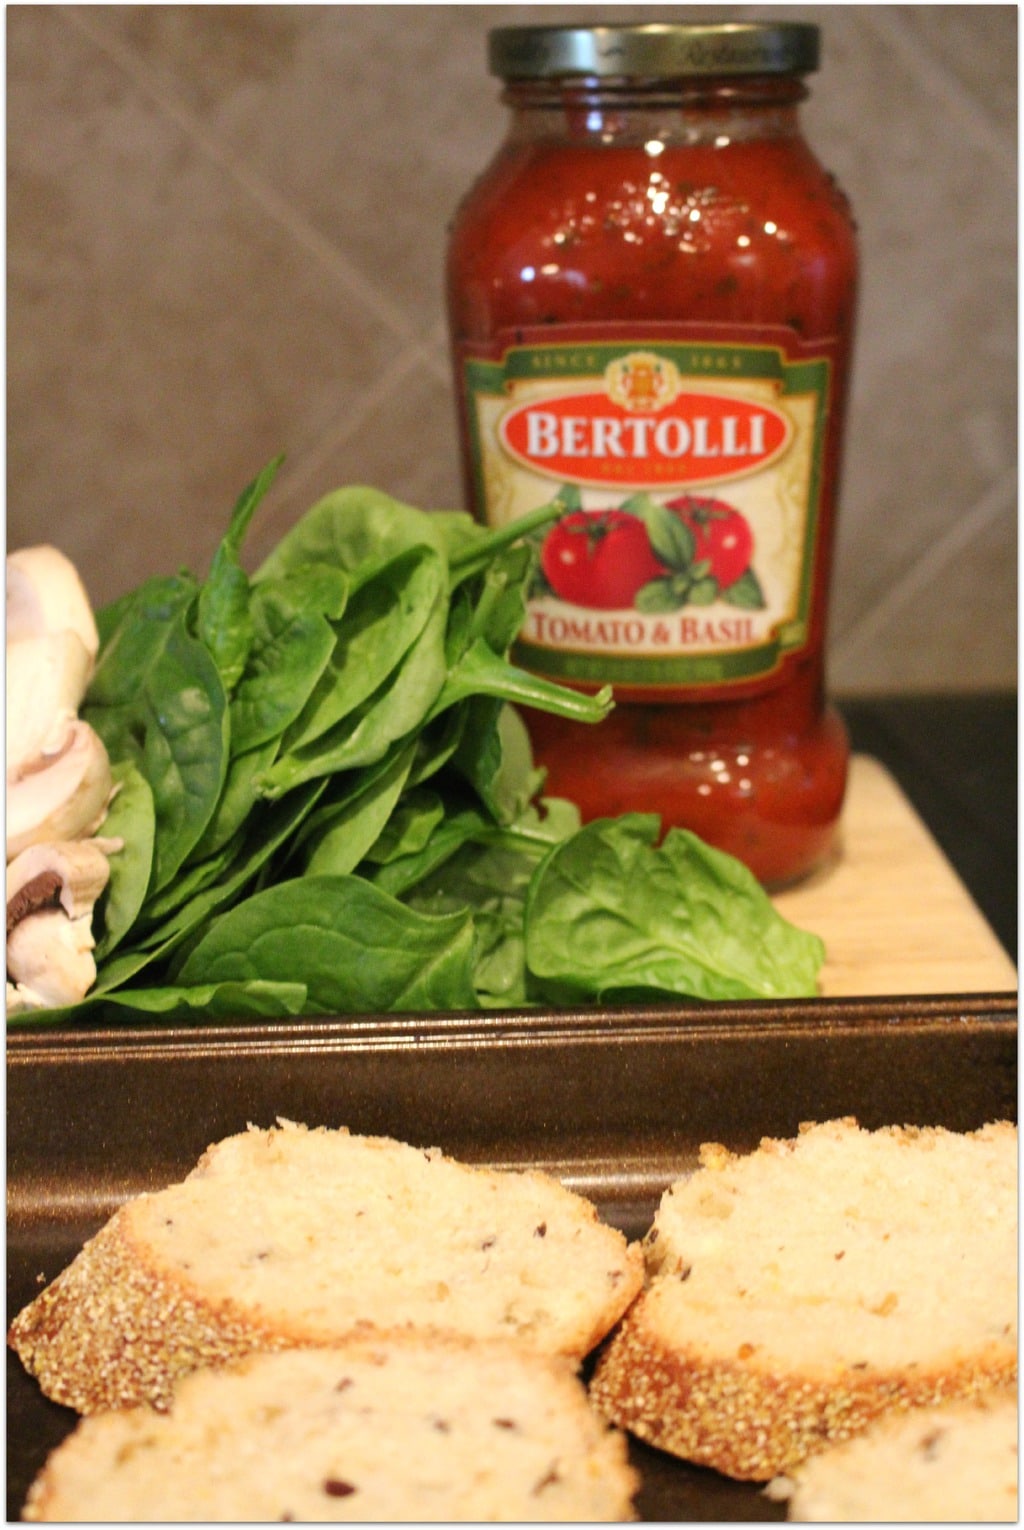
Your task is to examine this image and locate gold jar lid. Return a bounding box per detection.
[488,21,820,80]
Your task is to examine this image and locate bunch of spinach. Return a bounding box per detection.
[9,462,824,1026]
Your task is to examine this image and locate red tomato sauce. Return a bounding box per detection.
[448,66,858,887]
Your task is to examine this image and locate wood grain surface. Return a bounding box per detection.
[775,755,1018,997]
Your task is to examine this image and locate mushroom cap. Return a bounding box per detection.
[6,630,95,778]
[7,909,98,1009]
[7,544,100,661]
[6,722,114,862]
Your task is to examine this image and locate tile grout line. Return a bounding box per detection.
[857,6,1014,173]
[57,4,418,345]
[829,466,1017,669]
[282,322,452,498]
[256,338,444,526]
[280,327,453,507]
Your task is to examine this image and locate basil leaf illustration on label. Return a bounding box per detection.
[722,568,767,609]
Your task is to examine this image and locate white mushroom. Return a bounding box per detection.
[7,838,114,923]
[6,544,100,663]
[6,721,115,861]
[6,630,95,778]
[5,545,116,1009]
[5,838,115,1009]
[7,909,100,1009]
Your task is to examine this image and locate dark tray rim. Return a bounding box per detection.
[7,989,1018,1061]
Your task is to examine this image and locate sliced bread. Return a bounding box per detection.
[589,1118,1017,1480]
[9,1120,642,1413]
[21,1332,639,1522]
[771,1387,1018,1521]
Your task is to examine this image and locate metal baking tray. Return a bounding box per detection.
[7,992,1017,1522]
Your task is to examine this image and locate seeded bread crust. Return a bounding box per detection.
[7,1208,300,1414]
[9,1121,643,1414]
[589,1296,1015,1482]
[21,1333,640,1522]
[589,1119,1017,1481]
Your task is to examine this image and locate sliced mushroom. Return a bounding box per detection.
[6,721,114,861]
[6,630,95,778]
[7,908,99,1009]
[6,838,119,1012]
[7,839,113,933]
[6,544,100,663]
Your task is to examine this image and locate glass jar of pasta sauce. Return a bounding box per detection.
[446,21,858,887]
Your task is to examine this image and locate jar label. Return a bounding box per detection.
[458,326,834,693]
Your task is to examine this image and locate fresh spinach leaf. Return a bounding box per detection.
[228,565,349,755]
[254,484,449,585]
[175,875,478,1015]
[93,761,156,960]
[186,738,280,865]
[98,978,309,1021]
[450,700,543,825]
[400,797,579,1006]
[405,839,534,1007]
[85,610,229,891]
[299,739,418,878]
[368,802,493,900]
[137,830,247,933]
[428,638,612,724]
[89,573,198,702]
[259,578,449,796]
[113,779,327,977]
[10,465,826,1028]
[446,490,578,587]
[362,787,445,865]
[280,546,445,756]
[524,815,825,1003]
[197,456,283,692]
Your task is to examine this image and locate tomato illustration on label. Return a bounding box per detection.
[536,492,766,615]
[539,509,667,611]
[632,492,766,614]
[666,495,753,589]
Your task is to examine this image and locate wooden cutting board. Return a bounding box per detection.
[774,755,1017,997]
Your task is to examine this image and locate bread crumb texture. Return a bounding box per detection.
[589,1118,1017,1480]
[21,1334,639,1522]
[8,1121,642,1412]
[772,1388,1018,1521]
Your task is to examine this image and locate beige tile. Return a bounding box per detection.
[82,5,506,345]
[883,4,1017,139]
[7,6,403,609]
[242,336,465,567]
[830,471,1017,693]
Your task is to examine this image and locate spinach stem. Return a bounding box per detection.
[448,494,570,582]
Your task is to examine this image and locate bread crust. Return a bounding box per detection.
[589,1293,1017,1480]
[7,1204,297,1412]
[9,1123,642,1414]
[589,1118,1018,1481]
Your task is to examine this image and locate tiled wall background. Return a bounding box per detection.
[7,4,1016,693]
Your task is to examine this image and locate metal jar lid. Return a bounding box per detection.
[488,21,820,80]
